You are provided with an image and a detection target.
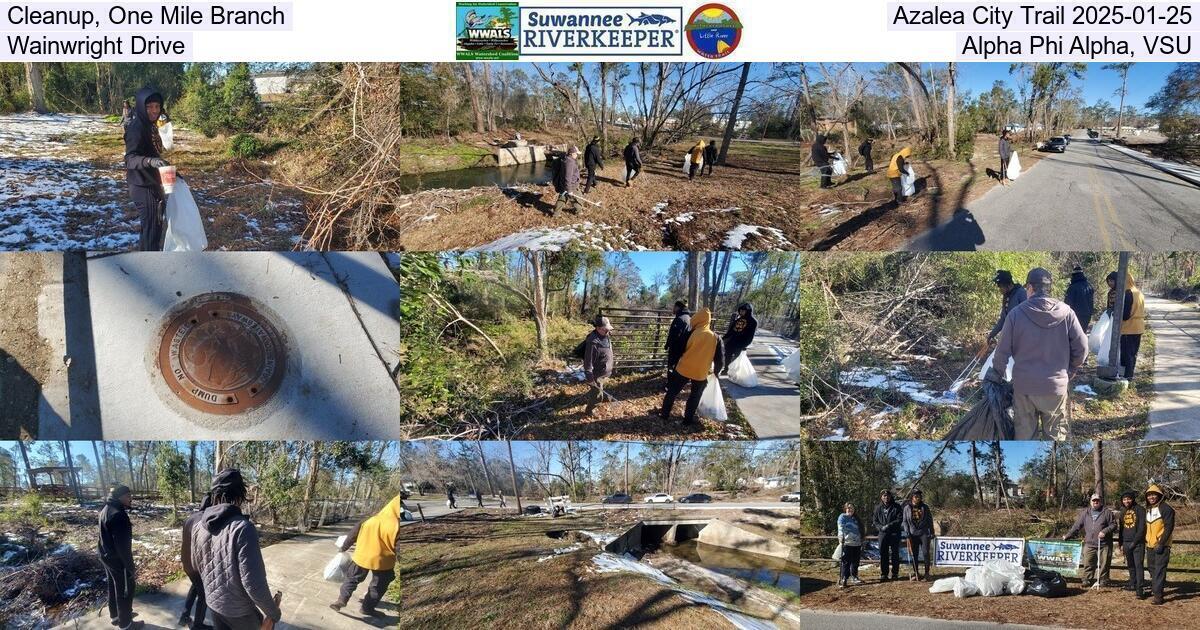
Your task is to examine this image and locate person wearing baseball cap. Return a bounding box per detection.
[1063,493,1116,587]
[987,269,1027,344]
[987,267,1088,440]
[583,315,615,416]
[98,485,142,629]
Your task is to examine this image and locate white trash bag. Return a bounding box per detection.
[158,121,174,151]
[163,178,208,252]
[698,374,728,421]
[683,152,703,175]
[831,542,843,562]
[953,578,981,598]
[334,535,348,548]
[782,348,801,384]
[929,577,960,593]
[323,551,352,582]
[727,352,759,388]
[830,153,847,176]
[901,164,917,197]
[978,349,1014,382]
[1090,311,1114,364]
[1007,151,1022,180]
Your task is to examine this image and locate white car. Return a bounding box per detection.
[780,493,802,502]
[644,493,675,503]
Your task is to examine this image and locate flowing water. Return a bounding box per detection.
[659,540,802,594]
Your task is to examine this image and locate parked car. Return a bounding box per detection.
[602,492,633,504]
[1041,136,1068,153]
[680,493,712,503]
[644,493,675,503]
[780,493,803,502]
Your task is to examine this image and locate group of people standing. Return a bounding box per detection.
[985,265,1145,440]
[810,135,915,206]
[97,474,399,630]
[549,136,720,215]
[835,489,936,587]
[577,300,757,424]
[1061,484,1175,604]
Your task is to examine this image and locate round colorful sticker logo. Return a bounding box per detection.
[685,3,742,59]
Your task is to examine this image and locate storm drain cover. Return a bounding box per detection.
[157,293,286,415]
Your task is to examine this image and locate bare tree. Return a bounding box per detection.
[945,62,958,158]
[506,439,523,513]
[461,63,486,133]
[24,63,46,113]
[717,62,752,164]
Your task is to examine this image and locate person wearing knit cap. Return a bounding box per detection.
[1145,484,1175,604]
[98,485,142,629]
[1118,490,1147,598]
[190,470,283,629]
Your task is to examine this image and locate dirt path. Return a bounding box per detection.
[0,113,308,251]
[1147,296,1200,440]
[53,524,396,630]
[385,140,807,251]
[0,253,53,437]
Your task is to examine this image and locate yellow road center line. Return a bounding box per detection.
[1087,164,1114,250]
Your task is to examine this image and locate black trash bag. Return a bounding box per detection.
[1024,568,1068,597]
[943,377,1014,441]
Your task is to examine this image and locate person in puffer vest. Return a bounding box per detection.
[190,469,282,629]
[331,495,400,616]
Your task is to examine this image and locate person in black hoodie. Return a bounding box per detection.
[180,494,214,630]
[858,138,874,173]
[124,87,170,251]
[190,470,282,630]
[811,135,833,189]
[98,485,142,630]
[623,137,642,187]
[987,270,1027,344]
[1063,265,1095,332]
[720,303,758,375]
[1118,490,1148,599]
[703,139,718,176]
[873,489,903,582]
[583,136,604,193]
[665,300,692,377]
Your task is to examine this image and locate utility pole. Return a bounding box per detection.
[624,443,630,495]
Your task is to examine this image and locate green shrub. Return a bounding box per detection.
[228,133,264,159]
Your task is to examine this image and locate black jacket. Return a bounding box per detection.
[989,285,1028,340]
[723,303,758,353]
[858,140,873,158]
[124,87,164,189]
[665,310,692,356]
[98,498,135,569]
[585,142,604,170]
[873,501,902,536]
[1064,272,1095,327]
[811,138,832,166]
[1119,503,1147,545]
[703,142,718,163]
[999,137,1013,160]
[623,142,641,167]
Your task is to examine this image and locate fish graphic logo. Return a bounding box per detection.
[686,3,742,59]
[628,12,677,26]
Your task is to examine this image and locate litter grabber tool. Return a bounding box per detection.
[566,192,603,208]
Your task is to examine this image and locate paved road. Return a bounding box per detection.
[910,138,1200,251]
[55,524,396,630]
[1146,297,1200,440]
[721,329,800,439]
[797,610,1060,630]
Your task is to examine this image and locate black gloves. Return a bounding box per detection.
[147,157,169,168]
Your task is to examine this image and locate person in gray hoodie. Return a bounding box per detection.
[190,470,282,630]
[988,268,1088,440]
[583,315,615,416]
[1063,493,1117,587]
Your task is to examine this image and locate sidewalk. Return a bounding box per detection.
[720,329,800,439]
[1146,297,1200,440]
[54,525,397,630]
[1101,142,1200,188]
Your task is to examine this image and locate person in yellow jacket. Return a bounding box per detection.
[688,140,705,181]
[1105,271,1146,379]
[887,147,913,205]
[658,308,725,425]
[330,495,400,616]
[1145,484,1175,605]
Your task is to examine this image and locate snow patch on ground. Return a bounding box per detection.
[537,544,584,561]
[579,530,617,547]
[722,224,792,250]
[473,222,646,251]
[0,113,135,250]
[1074,384,1098,397]
[592,553,777,630]
[841,365,963,407]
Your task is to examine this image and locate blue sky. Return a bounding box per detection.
[894,441,1050,477]
[475,440,779,476]
[503,62,1176,111]
[625,251,749,286]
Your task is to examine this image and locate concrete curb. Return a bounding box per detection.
[1099,141,1200,188]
